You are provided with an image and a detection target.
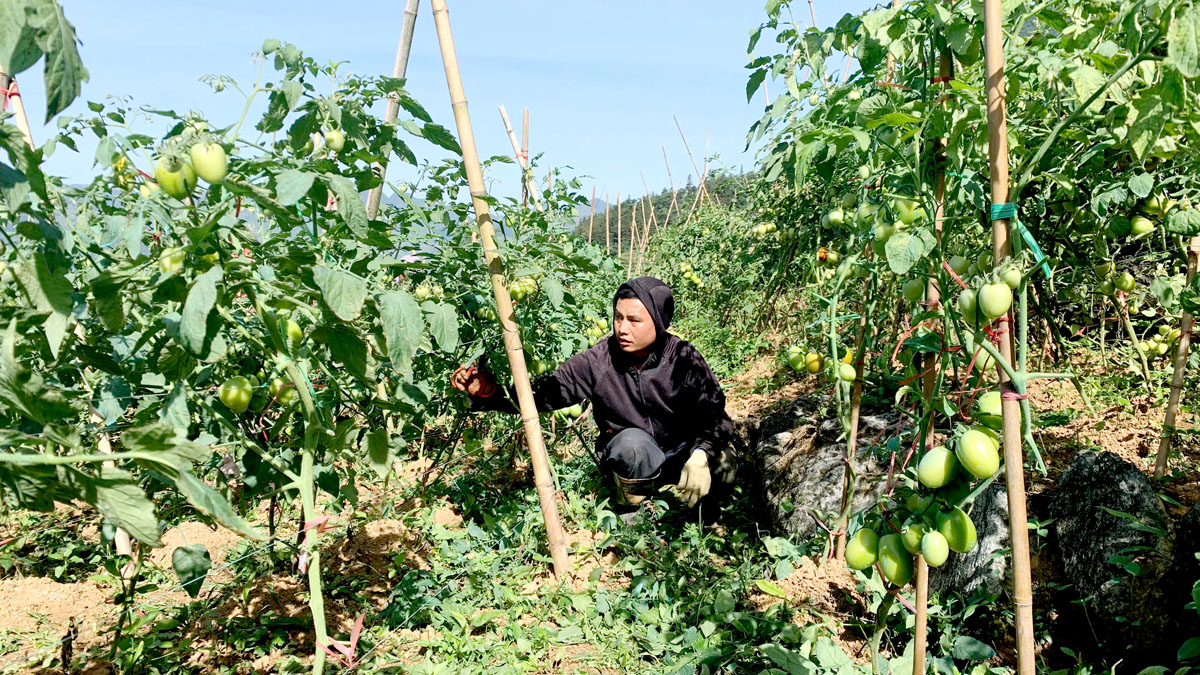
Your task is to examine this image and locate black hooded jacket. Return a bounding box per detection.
[472,277,733,464]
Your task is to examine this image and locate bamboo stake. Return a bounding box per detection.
[617,192,622,259]
[640,172,660,238]
[628,201,638,274]
[499,105,544,212]
[604,193,611,255]
[521,108,530,208]
[982,0,1036,669]
[588,186,596,242]
[430,0,568,577]
[912,45,953,675]
[5,74,135,570]
[662,146,681,224]
[1155,234,1200,478]
[365,0,421,221]
[674,116,710,205]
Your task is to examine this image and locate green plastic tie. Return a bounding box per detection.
[990,202,1050,279]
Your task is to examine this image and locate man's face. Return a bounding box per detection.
[614,298,657,355]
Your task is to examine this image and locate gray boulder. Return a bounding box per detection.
[931,480,1010,597]
[738,393,893,541]
[1049,451,1173,654]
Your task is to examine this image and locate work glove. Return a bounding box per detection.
[675,450,711,507]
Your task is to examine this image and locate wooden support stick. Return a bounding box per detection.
[365,0,421,221]
[604,193,611,255]
[674,116,709,205]
[1155,234,1200,478]
[617,192,622,260]
[662,146,680,224]
[982,0,1035,669]
[521,108,530,208]
[499,105,544,212]
[588,186,596,242]
[431,0,568,577]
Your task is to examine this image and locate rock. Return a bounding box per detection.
[1048,451,1173,655]
[931,480,1009,597]
[739,393,894,541]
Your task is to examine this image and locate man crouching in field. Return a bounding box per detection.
[451,276,736,517]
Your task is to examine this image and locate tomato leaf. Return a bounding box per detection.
[0,319,74,424]
[754,579,788,598]
[171,470,265,541]
[420,300,459,353]
[1168,3,1200,79]
[180,265,222,356]
[1127,172,1155,199]
[365,428,402,479]
[883,230,927,275]
[172,544,212,598]
[1168,208,1200,236]
[418,122,461,155]
[312,266,367,322]
[951,636,996,660]
[275,169,316,206]
[0,2,42,76]
[73,466,162,547]
[324,174,369,236]
[377,290,424,377]
[26,0,88,121]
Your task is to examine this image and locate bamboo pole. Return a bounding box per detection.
[604,193,611,255]
[499,105,544,212]
[365,0,421,221]
[911,45,954,675]
[617,192,622,260]
[588,186,596,242]
[521,108,530,208]
[662,146,681,224]
[430,0,568,577]
[6,74,135,570]
[640,172,660,238]
[982,0,1036,669]
[674,116,710,205]
[628,201,638,274]
[1155,234,1200,478]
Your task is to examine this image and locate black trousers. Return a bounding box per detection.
[598,428,736,495]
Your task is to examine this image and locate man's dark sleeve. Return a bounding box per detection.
[467,349,595,414]
[684,346,733,463]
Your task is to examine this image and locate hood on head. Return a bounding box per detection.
[614,276,674,342]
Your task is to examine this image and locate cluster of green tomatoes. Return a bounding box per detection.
[583,316,610,346]
[845,392,1004,584]
[678,262,705,289]
[784,345,857,383]
[1138,324,1183,361]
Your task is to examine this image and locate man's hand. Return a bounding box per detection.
[675,450,711,507]
[451,362,497,398]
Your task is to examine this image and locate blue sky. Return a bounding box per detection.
[15,1,874,205]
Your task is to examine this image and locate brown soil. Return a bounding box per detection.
[746,556,873,663]
[0,577,117,672]
[723,353,823,422]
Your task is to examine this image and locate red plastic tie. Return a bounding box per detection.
[1000,388,1028,401]
[930,76,954,84]
[0,85,16,112]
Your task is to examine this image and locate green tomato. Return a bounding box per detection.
[1094,262,1116,278]
[902,523,927,555]
[918,446,959,489]
[285,319,303,349]
[999,265,1023,290]
[841,192,857,209]
[894,197,923,225]
[877,533,914,586]
[787,351,806,371]
[978,283,1013,320]
[808,93,821,106]
[948,255,970,276]
[1115,271,1137,292]
[957,288,978,320]
[956,426,1001,479]
[324,129,346,152]
[857,165,871,181]
[936,507,978,553]
[902,278,926,304]
[158,247,186,275]
[219,376,253,414]
[1130,215,1155,237]
[828,208,845,226]
[873,222,894,241]
[805,352,824,374]
[921,531,951,567]
[845,528,879,570]
[270,377,297,405]
[189,142,228,184]
[976,391,1003,430]
[139,182,160,198]
[1098,279,1116,296]
[977,252,994,273]
[154,157,197,199]
[837,362,857,383]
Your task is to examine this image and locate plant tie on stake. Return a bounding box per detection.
[990,202,1050,279]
